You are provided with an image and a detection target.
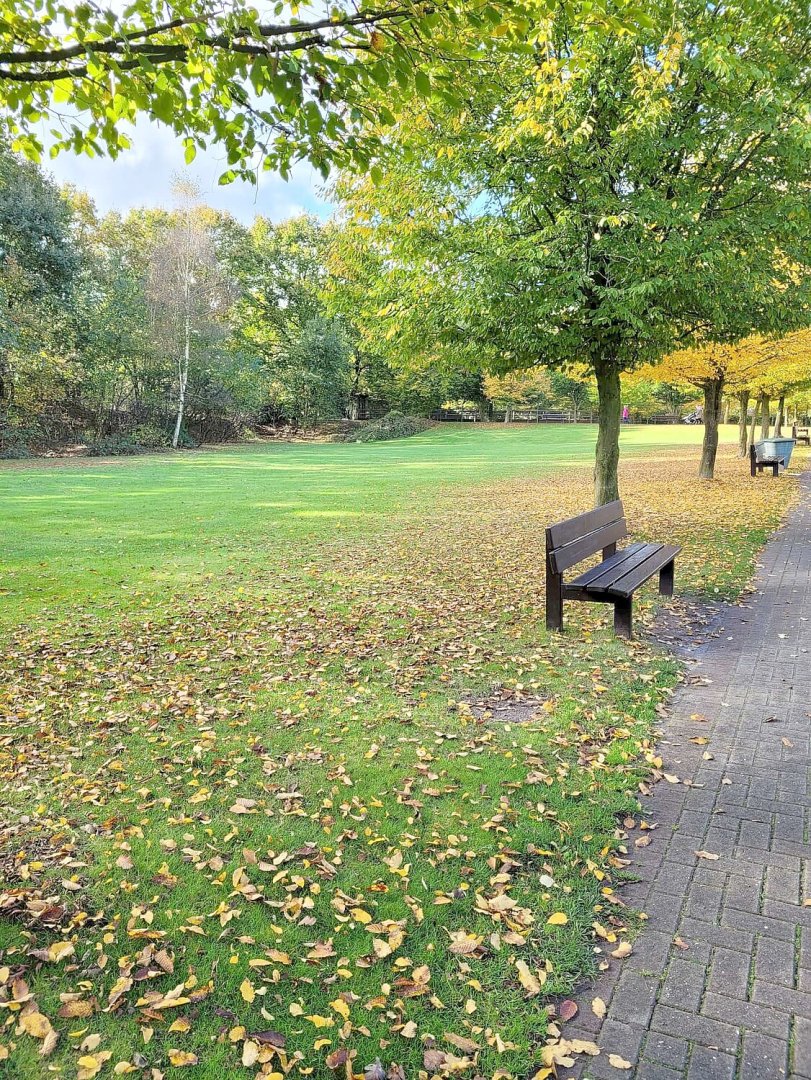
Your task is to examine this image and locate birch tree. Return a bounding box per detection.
[148,180,229,447]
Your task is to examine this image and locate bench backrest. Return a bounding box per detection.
[546,500,627,575]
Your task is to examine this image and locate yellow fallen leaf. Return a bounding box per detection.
[305,1014,334,1029]
[168,1049,198,1066]
[546,912,568,926]
[239,979,255,1004]
[592,997,607,1019]
[20,1012,53,1039]
[609,1053,633,1070]
[329,998,350,1021]
[611,942,632,959]
[515,960,543,996]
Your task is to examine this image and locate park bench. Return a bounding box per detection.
[538,411,571,422]
[750,442,782,477]
[793,424,810,446]
[545,500,680,639]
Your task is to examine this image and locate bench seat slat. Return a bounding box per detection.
[568,542,649,589]
[599,544,681,599]
[547,499,623,549]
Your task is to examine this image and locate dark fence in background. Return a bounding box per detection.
[430,409,687,424]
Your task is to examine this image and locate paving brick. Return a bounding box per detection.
[606,971,659,1027]
[642,1031,688,1071]
[651,1004,739,1053]
[686,1045,737,1080]
[634,1063,682,1080]
[702,991,791,1039]
[754,935,797,988]
[707,947,751,999]
[739,1031,789,1079]
[659,959,706,1012]
[793,1017,811,1079]
[752,981,811,1020]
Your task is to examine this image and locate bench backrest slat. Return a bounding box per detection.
[548,517,629,574]
[546,499,624,547]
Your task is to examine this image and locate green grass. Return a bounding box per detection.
[2,421,721,628]
[0,424,799,1079]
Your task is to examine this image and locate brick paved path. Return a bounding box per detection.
[560,469,811,1080]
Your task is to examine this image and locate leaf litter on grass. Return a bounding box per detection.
[0,447,802,1078]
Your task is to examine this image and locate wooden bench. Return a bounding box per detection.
[793,424,810,446]
[545,501,680,639]
[750,443,782,477]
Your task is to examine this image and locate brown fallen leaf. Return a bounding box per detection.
[558,999,578,1022]
[694,850,720,861]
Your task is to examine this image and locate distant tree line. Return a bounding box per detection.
[0,145,490,456]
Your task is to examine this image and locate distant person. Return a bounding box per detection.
[622,405,630,423]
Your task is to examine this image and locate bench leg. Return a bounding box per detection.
[546,572,564,632]
[772,462,779,477]
[659,559,675,597]
[614,597,633,639]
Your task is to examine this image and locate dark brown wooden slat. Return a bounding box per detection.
[604,544,681,599]
[550,517,629,575]
[547,499,624,549]
[569,542,650,589]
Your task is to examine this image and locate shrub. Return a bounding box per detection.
[0,443,32,460]
[353,411,433,443]
[131,422,171,449]
[86,434,143,457]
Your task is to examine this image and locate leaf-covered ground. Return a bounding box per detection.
[0,427,804,1080]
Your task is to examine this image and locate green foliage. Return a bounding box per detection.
[0,1,556,181]
[336,0,811,499]
[130,422,172,449]
[351,409,433,442]
[86,433,144,457]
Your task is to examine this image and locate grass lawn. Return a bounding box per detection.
[0,424,804,1079]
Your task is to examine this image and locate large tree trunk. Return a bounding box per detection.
[759,394,770,439]
[774,394,785,437]
[594,356,621,505]
[737,391,750,457]
[699,378,724,479]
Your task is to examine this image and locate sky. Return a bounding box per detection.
[44,116,333,224]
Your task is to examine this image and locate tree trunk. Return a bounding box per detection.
[699,378,724,480]
[722,398,730,425]
[737,390,750,457]
[760,394,770,439]
[774,394,785,437]
[594,357,621,505]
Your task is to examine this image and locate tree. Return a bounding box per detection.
[336,0,811,503]
[148,181,231,447]
[484,368,552,420]
[0,142,78,445]
[0,2,544,181]
[644,341,768,478]
[550,372,594,422]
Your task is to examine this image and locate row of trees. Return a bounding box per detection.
[1,146,492,454]
[3,1,811,497]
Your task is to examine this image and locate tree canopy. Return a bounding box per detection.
[336,0,811,501]
[0,0,557,179]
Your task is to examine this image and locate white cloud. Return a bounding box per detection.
[43,116,333,224]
